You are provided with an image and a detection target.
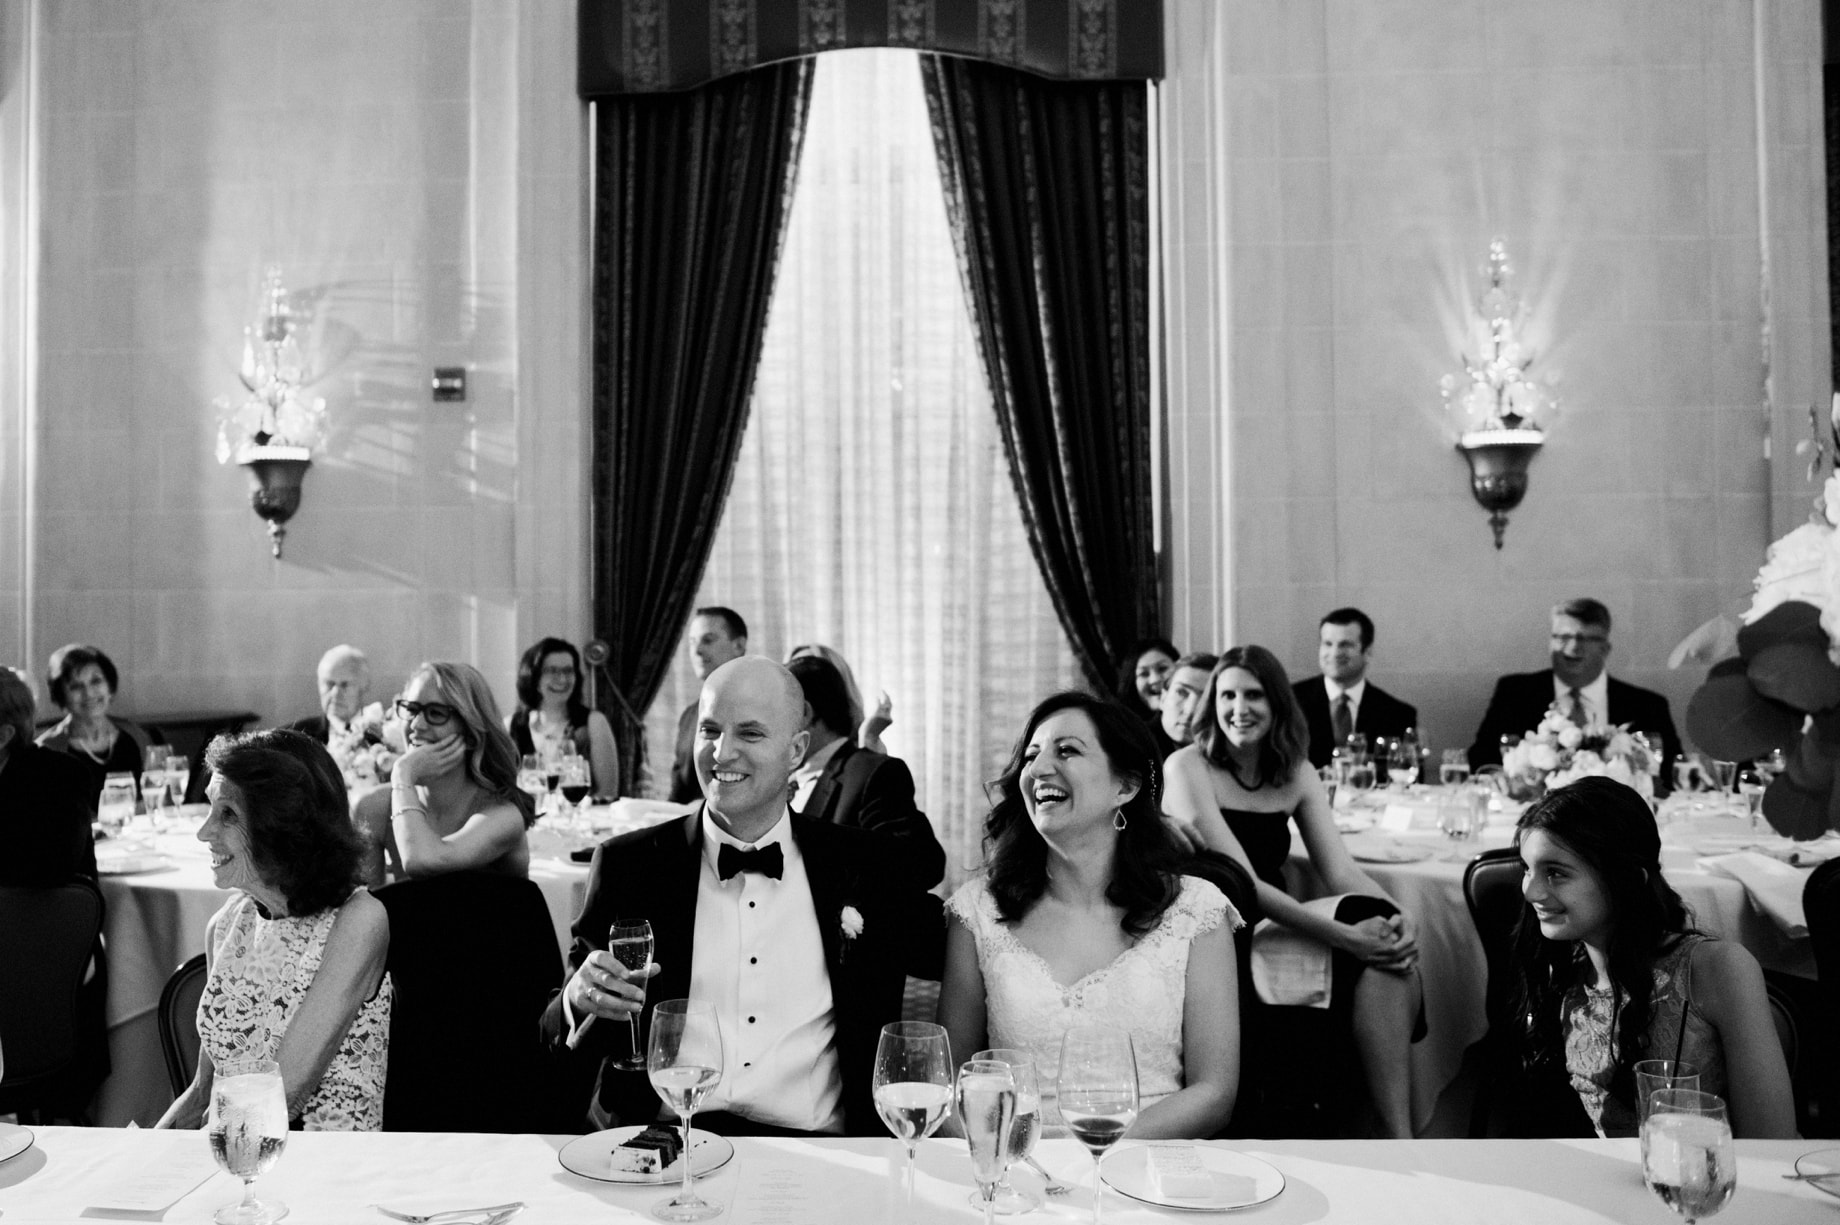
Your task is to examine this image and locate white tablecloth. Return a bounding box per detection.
[1287,791,1819,1130]
[91,803,680,1126]
[1,1128,1833,1224]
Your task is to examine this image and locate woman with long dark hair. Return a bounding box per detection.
[1511,776,1794,1137]
[938,691,1241,1139]
[1113,637,1179,723]
[1162,645,1423,1137]
[508,637,619,794]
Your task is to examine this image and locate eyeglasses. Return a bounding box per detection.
[394,698,457,726]
[539,666,577,680]
[1550,633,1608,648]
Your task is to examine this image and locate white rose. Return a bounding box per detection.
[1529,743,1560,772]
[1825,472,1840,527]
[1745,521,1831,624]
[1557,725,1583,750]
[1538,712,1568,736]
[1823,528,1840,665]
[1502,745,1530,776]
[839,905,865,940]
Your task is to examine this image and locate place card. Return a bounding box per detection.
[84,1132,221,1215]
[1379,803,1418,832]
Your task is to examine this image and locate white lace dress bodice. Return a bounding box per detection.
[948,875,1240,1107]
[199,891,393,1131]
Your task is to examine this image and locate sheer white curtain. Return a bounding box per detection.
[641,49,1082,886]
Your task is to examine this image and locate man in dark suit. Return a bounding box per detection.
[1468,598,1681,781]
[288,643,371,744]
[0,666,97,884]
[544,656,943,1136]
[1292,608,1418,769]
[785,654,944,888]
[668,607,748,803]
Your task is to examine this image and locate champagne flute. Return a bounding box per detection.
[873,1021,953,1220]
[968,1048,1042,1215]
[608,919,654,1071]
[647,999,724,1223]
[167,754,192,811]
[957,1060,1018,1225]
[1642,1089,1735,1223]
[206,1056,288,1225]
[140,767,171,829]
[1058,1026,1139,1225]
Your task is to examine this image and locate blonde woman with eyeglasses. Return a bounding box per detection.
[354,662,537,887]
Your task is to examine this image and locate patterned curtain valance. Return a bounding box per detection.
[579,0,1163,96]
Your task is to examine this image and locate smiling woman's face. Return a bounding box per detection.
[1214,666,1273,750]
[1019,708,1135,839]
[1133,650,1175,709]
[63,663,112,720]
[198,775,283,911]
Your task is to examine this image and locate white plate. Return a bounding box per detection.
[1347,841,1434,865]
[1334,814,1376,834]
[558,1125,734,1185]
[1100,1143,1284,1212]
[0,1123,34,1164]
[96,854,175,875]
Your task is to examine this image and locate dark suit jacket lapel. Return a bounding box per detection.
[803,743,852,826]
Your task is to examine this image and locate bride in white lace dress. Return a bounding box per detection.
[939,693,1242,1140]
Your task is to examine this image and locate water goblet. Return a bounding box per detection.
[958,1060,1018,1225]
[207,1056,288,1225]
[1058,1025,1138,1225]
[967,1048,1042,1215]
[1642,1089,1734,1224]
[1343,732,1369,764]
[1634,1059,1700,1125]
[647,999,725,1222]
[873,1021,953,1222]
[1387,739,1418,789]
[98,773,136,838]
[607,919,653,1071]
[1440,748,1471,788]
[143,742,170,774]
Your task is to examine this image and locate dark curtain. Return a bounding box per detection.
[589,62,813,794]
[920,55,1160,695]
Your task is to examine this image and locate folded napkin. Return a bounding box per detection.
[1248,896,1346,1008]
[1695,851,1810,939]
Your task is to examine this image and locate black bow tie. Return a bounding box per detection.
[717,841,784,881]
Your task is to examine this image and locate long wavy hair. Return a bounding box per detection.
[1510,776,1695,1110]
[205,729,364,916]
[1190,646,1309,787]
[410,661,538,828]
[983,691,1184,938]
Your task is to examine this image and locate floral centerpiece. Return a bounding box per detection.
[1502,711,1658,799]
[327,702,405,790]
[1683,403,1840,838]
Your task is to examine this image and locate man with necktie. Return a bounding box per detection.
[542,656,943,1136]
[1467,597,1681,782]
[1292,608,1418,769]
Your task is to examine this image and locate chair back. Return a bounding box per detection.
[373,872,570,1133]
[0,879,105,1111]
[158,953,208,1096]
[1463,847,1525,1028]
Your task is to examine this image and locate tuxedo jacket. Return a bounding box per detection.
[288,714,331,744]
[1467,670,1681,781]
[668,701,700,804]
[538,809,945,1135]
[1291,676,1419,769]
[800,742,945,889]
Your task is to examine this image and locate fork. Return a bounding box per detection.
[1022,1155,1072,1196]
[372,1202,525,1223]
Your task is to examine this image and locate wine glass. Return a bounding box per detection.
[1642,1089,1734,1223]
[647,999,724,1222]
[1634,1059,1700,1125]
[166,754,192,811]
[1736,767,1766,831]
[1057,1026,1138,1225]
[206,1056,288,1225]
[98,773,136,838]
[140,766,171,829]
[872,1021,953,1220]
[1387,739,1418,789]
[957,1060,1018,1225]
[1317,765,1339,811]
[518,754,548,815]
[968,1048,1042,1215]
[1706,760,1737,817]
[1440,748,1470,787]
[607,919,654,1071]
[561,757,593,826]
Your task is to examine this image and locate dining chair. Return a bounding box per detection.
[0,878,106,1121]
[1803,858,1839,1135]
[373,871,573,1133]
[157,953,208,1095]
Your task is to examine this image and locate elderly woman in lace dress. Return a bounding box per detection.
[158,730,392,1131]
[938,691,1241,1140]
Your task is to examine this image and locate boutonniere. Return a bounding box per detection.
[838,903,865,963]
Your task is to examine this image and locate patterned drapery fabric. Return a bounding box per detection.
[579,0,1163,96]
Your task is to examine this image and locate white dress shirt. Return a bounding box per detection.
[1552,672,1609,727]
[1324,676,1368,726]
[686,809,844,1133]
[787,737,846,815]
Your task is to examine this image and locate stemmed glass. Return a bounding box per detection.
[957,1060,1018,1225]
[561,757,593,826]
[1642,1089,1734,1223]
[206,1056,288,1225]
[1439,749,1471,787]
[1387,739,1419,790]
[98,773,136,838]
[1635,1059,1699,1125]
[607,919,654,1071]
[1058,1026,1139,1225]
[968,1048,1042,1215]
[647,999,724,1223]
[1343,735,1375,794]
[518,754,548,816]
[872,1021,953,1221]
[140,765,171,830]
[1707,759,1738,817]
[167,753,192,812]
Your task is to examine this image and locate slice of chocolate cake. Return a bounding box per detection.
[610,1124,685,1175]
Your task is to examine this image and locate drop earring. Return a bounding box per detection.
[1112,808,1127,831]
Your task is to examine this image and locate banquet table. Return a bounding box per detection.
[1286,788,1824,1130]
[91,801,684,1127]
[2,1126,1834,1224]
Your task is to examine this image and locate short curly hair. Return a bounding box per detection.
[205,729,365,916]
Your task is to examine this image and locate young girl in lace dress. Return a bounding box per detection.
[938,692,1242,1140]
[1512,776,1795,1138]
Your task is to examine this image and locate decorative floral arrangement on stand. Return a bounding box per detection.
[326,702,406,791]
[1502,711,1658,799]
[1680,398,1840,838]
